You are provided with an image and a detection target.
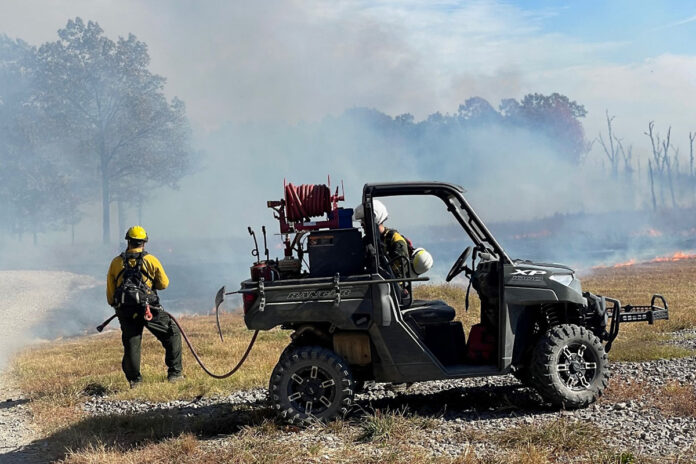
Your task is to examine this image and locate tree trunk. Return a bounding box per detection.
[118,200,125,240]
[649,160,657,211]
[667,163,677,208]
[101,154,110,244]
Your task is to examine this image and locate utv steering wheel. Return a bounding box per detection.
[446,246,473,282]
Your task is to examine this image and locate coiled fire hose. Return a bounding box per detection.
[285,183,331,221]
[96,309,259,380]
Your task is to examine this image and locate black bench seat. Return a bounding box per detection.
[401,299,456,325]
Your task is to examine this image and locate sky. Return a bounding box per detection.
[2,0,696,236]
[1,0,695,139]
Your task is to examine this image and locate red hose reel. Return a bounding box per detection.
[284,183,332,222]
[268,179,345,234]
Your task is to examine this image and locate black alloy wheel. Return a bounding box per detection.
[530,324,609,409]
[269,346,354,424]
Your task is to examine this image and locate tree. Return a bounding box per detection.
[504,93,590,163]
[457,97,501,124]
[36,18,194,243]
[0,35,84,243]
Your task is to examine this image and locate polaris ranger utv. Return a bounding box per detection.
[217,181,668,423]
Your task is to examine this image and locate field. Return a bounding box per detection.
[6,259,696,463]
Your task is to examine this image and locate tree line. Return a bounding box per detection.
[0,18,195,244]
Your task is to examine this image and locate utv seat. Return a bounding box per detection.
[401,300,456,325]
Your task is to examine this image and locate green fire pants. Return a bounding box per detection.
[117,306,182,382]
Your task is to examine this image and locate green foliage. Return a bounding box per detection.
[0,19,195,243]
[35,18,195,242]
[0,35,84,241]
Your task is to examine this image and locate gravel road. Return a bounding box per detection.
[0,270,101,463]
[77,330,696,461]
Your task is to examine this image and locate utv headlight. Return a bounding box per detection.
[550,274,573,286]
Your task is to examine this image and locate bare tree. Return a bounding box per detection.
[645,121,666,207]
[597,110,620,178]
[660,127,677,208]
[617,141,634,179]
[648,159,657,211]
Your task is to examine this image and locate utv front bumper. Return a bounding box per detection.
[602,294,669,352]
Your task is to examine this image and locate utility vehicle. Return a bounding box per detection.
[217,181,668,423]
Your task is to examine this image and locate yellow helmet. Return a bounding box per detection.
[125,225,148,242]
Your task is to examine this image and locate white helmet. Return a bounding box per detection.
[353,199,389,225]
[411,247,433,275]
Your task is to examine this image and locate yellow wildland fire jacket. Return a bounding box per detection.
[106,247,169,307]
[381,228,411,278]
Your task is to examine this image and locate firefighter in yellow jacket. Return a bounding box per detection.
[106,225,183,388]
[353,200,411,279]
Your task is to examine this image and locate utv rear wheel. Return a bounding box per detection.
[530,324,609,409]
[269,346,354,424]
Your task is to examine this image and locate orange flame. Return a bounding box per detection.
[613,259,636,268]
[650,251,696,262]
[594,250,696,269]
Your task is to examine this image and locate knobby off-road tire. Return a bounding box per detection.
[279,343,367,394]
[530,324,609,409]
[269,345,354,424]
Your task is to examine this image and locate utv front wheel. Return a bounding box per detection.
[531,324,609,409]
[269,346,354,424]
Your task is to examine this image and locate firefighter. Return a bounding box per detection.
[353,199,411,279]
[106,225,183,388]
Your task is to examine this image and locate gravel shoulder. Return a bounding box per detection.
[74,330,696,461]
[0,374,36,457]
[0,270,101,463]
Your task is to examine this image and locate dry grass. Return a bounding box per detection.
[601,375,655,404]
[11,313,288,432]
[355,407,439,443]
[494,418,603,455]
[8,259,696,462]
[582,259,696,361]
[490,420,665,464]
[655,381,696,417]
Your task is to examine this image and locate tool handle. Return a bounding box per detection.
[96,314,118,332]
[248,227,260,261]
[262,225,269,261]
